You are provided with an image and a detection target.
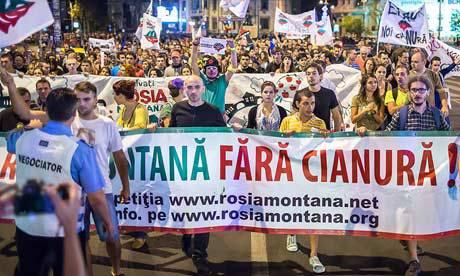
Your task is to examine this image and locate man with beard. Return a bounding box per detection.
[191,38,238,113]
[164,50,184,77]
[356,75,449,276]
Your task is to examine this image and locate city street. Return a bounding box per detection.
[0,224,459,275]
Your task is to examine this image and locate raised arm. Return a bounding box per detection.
[191,38,201,76]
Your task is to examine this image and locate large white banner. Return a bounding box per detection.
[0,0,54,48]
[428,39,460,79]
[7,65,361,127]
[378,0,430,48]
[2,130,460,239]
[274,8,315,39]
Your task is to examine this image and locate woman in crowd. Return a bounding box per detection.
[374,64,392,98]
[363,57,377,75]
[246,81,288,130]
[351,74,385,130]
[276,56,295,73]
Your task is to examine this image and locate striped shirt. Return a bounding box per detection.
[385,104,450,131]
[280,114,327,133]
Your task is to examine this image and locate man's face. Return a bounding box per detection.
[171,53,182,66]
[348,50,357,61]
[76,90,97,116]
[118,54,126,64]
[298,56,307,67]
[399,52,409,65]
[395,68,408,87]
[240,56,250,67]
[41,62,50,75]
[431,60,441,73]
[125,55,135,65]
[410,81,429,106]
[157,57,166,68]
[185,79,204,103]
[274,52,282,63]
[334,47,342,56]
[14,56,24,68]
[66,58,78,74]
[205,65,218,79]
[411,53,425,72]
[360,46,368,59]
[298,95,315,117]
[379,54,389,66]
[0,57,12,69]
[81,62,92,73]
[306,68,321,86]
[36,82,51,102]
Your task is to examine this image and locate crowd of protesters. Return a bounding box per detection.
[1,30,460,276]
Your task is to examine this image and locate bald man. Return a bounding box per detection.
[169,75,225,275]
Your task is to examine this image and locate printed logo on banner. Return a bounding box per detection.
[303,15,313,28]
[213,43,225,52]
[145,30,159,44]
[276,75,302,99]
[0,0,34,33]
[278,13,288,25]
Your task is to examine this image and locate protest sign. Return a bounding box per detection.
[274,8,315,39]
[314,6,333,47]
[89,38,115,53]
[378,0,430,48]
[199,37,228,55]
[428,39,460,79]
[1,129,460,239]
[0,0,54,48]
[140,13,162,50]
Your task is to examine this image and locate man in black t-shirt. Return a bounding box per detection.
[169,75,225,276]
[0,87,31,131]
[305,63,342,131]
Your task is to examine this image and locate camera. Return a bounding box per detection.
[14,179,69,215]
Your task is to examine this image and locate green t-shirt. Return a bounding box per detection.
[200,71,228,113]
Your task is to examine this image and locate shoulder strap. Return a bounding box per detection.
[399,105,409,130]
[432,106,441,130]
[392,87,399,103]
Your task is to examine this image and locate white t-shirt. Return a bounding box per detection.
[72,115,123,193]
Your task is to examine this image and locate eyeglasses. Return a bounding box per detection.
[410,88,428,94]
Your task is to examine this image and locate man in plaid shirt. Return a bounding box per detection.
[356,75,449,276]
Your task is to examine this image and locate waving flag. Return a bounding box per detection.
[136,0,153,40]
[0,0,54,48]
[140,13,162,50]
[314,6,333,46]
[220,0,250,18]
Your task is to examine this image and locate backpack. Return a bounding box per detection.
[398,105,441,130]
[381,87,399,130]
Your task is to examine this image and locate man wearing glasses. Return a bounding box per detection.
[356,75,449,276]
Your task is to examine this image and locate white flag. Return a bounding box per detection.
[220,0,250,18]
[314,7,333,46]
[192,25,202,41]
[377,0,429,49]
[274,8,315,39]
[135,0,153,41]
[0,0,54,48]
[140,13,162,50]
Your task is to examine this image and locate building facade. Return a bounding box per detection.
[333,0,383,35]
